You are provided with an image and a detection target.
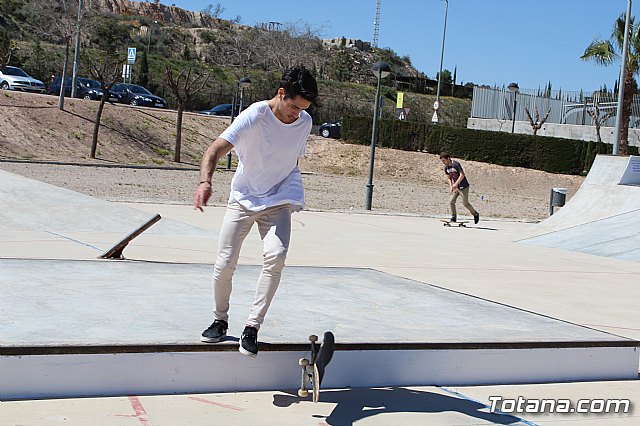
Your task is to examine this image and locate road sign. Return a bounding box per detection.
[431,111,439,123]
[433,100,439,110]
[397,107,411,121]
[127,47,137,64]
[122,64,131,80]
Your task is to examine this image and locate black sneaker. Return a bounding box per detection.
[474,213,480,224]
[239,326,258,358]
[201,319,228,343]
[450,216,457,223]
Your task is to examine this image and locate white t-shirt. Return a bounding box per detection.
[219,100,312,211]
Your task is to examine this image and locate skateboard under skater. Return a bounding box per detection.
[298,331,335,403]
[440,219,469,227]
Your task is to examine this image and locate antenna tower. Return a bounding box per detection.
[373,0,380,48]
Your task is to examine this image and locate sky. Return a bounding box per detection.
[163,0,633,93]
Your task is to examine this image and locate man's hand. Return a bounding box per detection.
[194,182,212,212]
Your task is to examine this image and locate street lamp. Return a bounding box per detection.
[434,0,449,124]
[226,76,252,169]
[238,76,251,112]
[365,61,392,210]
[70,0,84,98]
[508,82,519,133]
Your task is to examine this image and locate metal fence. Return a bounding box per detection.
[471,86,640,128]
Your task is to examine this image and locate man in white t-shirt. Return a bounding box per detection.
[193,66,318,357]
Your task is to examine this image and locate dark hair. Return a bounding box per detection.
[439,152,451,159]
[279,65,319,106]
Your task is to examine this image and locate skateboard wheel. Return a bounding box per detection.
[309,335,318,342]
[298,389,309,398]
[299,358,309,366]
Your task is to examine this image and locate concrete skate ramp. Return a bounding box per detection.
[2,259,637,399]
[523,209,640,263]
[521,155,640,262]
[532,155,640,234]
[0,169,210,236]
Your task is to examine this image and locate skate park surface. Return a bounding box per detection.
[521,155,640,263]
[1,162,639,425]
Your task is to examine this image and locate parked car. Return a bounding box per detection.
[0,66,46,93]
[47,77,104,100]
[198,103,240,117]
[318,120,341,138]
[108,83,167,108]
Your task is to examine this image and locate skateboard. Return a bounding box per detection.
[298,331,335,403]
[440,219,469,227]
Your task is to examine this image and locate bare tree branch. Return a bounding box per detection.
[165,66,210,162]
[524,106,552,135]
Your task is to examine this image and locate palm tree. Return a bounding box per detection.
[581,13,640,155]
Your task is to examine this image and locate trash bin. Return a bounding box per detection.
[549,187,567,216]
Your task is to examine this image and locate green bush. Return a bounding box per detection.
[342,115,639,175]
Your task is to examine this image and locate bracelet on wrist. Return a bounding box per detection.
[200,181,211,185]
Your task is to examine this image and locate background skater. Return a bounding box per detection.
[193,66,319,357]
[440,152,480,224]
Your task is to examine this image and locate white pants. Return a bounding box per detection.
[212,201,292,330]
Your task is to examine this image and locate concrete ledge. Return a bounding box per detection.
[2,340,638,356]
[2,346,637,400]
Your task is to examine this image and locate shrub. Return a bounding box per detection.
[342,115,638,174]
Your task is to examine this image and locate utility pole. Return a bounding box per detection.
[70,0,83,98]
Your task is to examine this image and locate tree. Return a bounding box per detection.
[257,21,324,71]
[165,66,210,162]
[0,28,16,68]
[587,102,614,143]
[524,106,552,135]
[327,49,353,82]
[436,69,453,84]
[581,12,640,155]
[201,3,224,18]
[85,15,131,158]
[21,0,94,110]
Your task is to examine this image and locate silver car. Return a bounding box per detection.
[0,66,46,93]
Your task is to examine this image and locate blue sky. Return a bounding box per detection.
[164,0,632,93]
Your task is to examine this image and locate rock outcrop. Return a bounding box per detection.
[93,0,220,28]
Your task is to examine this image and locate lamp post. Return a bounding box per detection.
[365,61,391,210]
[226,76,252,169]
[508,82,519,133]
[434,0,449,124]
[238,76,251,113]
[70,0,83,98]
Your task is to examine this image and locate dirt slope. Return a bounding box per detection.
[0,90,583,220]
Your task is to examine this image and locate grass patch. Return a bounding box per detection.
[152,147,170,156]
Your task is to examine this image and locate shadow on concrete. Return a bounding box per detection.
[469,225,499,231]
[273,387,521,425]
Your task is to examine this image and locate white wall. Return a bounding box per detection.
[467,118,640,147]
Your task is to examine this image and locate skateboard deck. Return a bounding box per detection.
[440,219,469,227]
[298,331,335,403]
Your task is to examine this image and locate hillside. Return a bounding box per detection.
[0,91,583,220]
[2,0,473,128]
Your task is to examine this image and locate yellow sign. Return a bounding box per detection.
[396,92,404,108]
